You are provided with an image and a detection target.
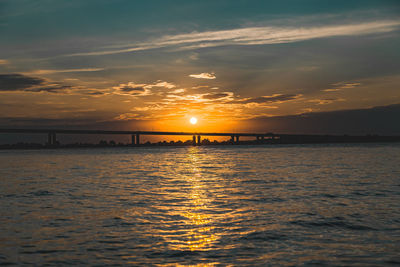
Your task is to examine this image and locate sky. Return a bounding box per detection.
[0,0,399,138]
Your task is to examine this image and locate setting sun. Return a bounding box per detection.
[190,117,198,125]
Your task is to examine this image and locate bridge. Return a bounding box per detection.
[0,128,276,146]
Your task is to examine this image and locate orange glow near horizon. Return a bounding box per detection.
[125,116,244,143]
[149,116,241,132]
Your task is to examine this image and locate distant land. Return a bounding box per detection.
[1,134,399,149]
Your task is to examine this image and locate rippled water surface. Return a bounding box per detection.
[1,144,400,266]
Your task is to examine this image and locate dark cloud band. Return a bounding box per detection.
[0,74,45,91]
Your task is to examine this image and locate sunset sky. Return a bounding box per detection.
[1,0,399,136]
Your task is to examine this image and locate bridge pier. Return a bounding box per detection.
[47,132,57,146]
[136,134,140,145]
[131,134,140,145]
[231,135,234,143]
[192,135,196,145]
[197,135,201,146]
[235,135,240,144]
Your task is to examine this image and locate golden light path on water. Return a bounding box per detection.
[164,147,218,252]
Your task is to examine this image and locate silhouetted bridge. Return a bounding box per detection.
[2,129,398,147]
[0,128,277,146]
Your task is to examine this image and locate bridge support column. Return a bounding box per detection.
[131,134,135,145]
[197,135,201,146]
[135,134,140,145]
[48,132,52,145]
[235,135,239,144]
[231,135,234,143]
[52,133,57,145]
[48,132,57,146]
[192,135,196,146]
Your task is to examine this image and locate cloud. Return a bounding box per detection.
[112,80,176,96]
[159,20,400,50]
[0,73,45,91]
[307,98,346,105]
[81,90,108,96]
[112,82,151,96]
[67,20,400,56]
[0,73,78,93]
[114,113,141,121]
[189,73,216,79]
[170,88,185,94]
[152,81,176,89]
[0,73,113,95]
[28,84,72,93]
[232,94,301,104]
[164,92,298,109]
[165,91,234,103]
[24,68,105,75]
[323,82,361,92]
[0,59,8,65]
[192,85,209,89]
[202,92,233,100]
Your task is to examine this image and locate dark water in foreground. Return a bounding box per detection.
[0,144,399,266]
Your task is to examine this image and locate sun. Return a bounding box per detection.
[190,117,198,125]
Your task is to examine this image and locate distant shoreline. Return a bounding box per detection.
[1,134,399,150]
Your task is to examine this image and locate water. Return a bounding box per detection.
[0,144,399,266]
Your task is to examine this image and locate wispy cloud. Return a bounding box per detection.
[189,73,216,79]
[67,20,400,57]
[112,80,176,97]
[170,88,185,94]
[165,91,234,102]
[323,82,361,92]
[202,92,234,101]
[152,81,176,89]
[0,59,9,65]
[23,68,105,75]
[307,98,346,105]
[231,94,301,104]
[114,113,142,121]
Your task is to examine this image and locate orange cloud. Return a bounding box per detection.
[189,73,216,79]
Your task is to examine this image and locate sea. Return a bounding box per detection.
[0,143,399,266]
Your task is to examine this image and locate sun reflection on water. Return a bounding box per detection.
[168,147,219,252]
